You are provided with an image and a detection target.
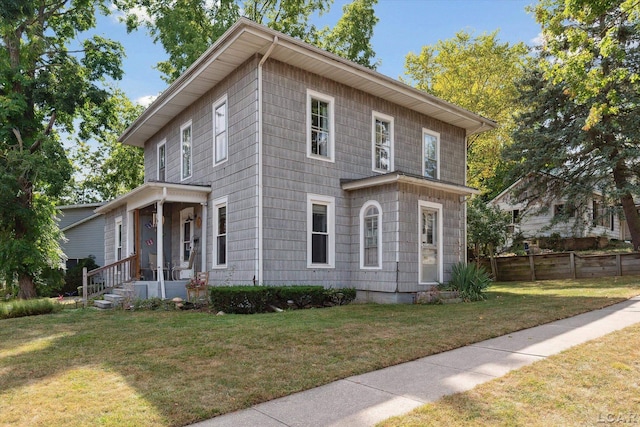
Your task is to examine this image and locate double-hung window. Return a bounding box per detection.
[307,89,335,162]
[181,121,192,180]
[423,129,440,179]
[307,194,335,268]
[157,140,166,181]
[213,197,228,268]
[360,201,382,269]
[213,96,227,165]
[372,112,393,173]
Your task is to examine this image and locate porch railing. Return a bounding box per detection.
[82,254,138,307]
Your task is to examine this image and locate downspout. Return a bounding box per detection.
[257,36,278,285]
[158,187,167,299]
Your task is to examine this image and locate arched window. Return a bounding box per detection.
[360,201,382,269]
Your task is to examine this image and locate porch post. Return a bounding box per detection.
[201,201,208,273]
[157,199,166,299]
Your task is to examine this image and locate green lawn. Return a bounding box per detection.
[1,276,639,427]
[379,322,640,427]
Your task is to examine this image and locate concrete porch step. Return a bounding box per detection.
[94,299,114,309]
[104,293,124,304]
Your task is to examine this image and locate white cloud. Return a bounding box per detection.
[531,32,544,47]
[136,94,158,107]
[108,2,154,25]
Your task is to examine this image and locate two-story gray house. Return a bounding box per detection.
[96,18,495,303]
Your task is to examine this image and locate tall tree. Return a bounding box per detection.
[507,0,640,250]
[0,1,124,298]
[403,31,528,196]
[64,89,145,204]
[114,0,378,83]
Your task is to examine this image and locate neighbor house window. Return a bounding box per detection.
[423,129,440,179]
[181,121,192,180]
[554,204,576,218]
[115,216,123,262]
[372,112,394,173]
[360,201,382,269]
[213,96,227,165]
[307,194,335,268]
[511,209,520,224]
[157,140,166,181]
[307,89,335,162]
[213,196,228,268]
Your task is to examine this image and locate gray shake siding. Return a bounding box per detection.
[102,20,492,302]
[260,60,467,292]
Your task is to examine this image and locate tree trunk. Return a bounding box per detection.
[613,161,640,251]
[17,273,38,299]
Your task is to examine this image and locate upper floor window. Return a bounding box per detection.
[360,201,382,269]
[307,194,335,268]
[307,89,335,162]
[423,129,440,179]
[181,121,192,180]
[213,96,227,165]
[372,112,394,173]
[157,140,166,181]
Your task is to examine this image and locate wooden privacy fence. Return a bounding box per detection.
[480,252,640,282]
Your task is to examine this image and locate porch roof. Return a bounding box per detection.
[340,171,481,196]
[95,181,212,214]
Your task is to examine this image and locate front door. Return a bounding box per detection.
[420,206,439,283]
[179,207,194,278]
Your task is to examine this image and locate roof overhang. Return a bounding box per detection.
[95,182,212,214]
[120,18,497,147]
[341,172,481,196]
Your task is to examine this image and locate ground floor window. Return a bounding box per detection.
[307,194,335,268]
[360,201,382,269]
[213,196,228,268]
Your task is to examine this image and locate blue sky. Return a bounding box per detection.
[96,0,541,106]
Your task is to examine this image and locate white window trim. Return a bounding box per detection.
[360,200,382,270]
[213,95,228,166]
[114,216,123,262]
[157,139,166,181]
[179,207,194,265]
[418,200,443,285]
[212,196,228,269]
[371,111,394,173]
[306,89,335,163]
[180,120,193,181]
[307,194,336,268]
[422,128,440,180]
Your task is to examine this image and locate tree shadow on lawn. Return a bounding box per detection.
[1,286,639,426]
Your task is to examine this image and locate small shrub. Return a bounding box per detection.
[64,256,100,296]
[209,285,357,314]
[131,297,177,311]
[445,262,492,302]
[0,299,62,319]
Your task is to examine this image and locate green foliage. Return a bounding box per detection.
[132,297,178,311]
[209,285,356,314]
[64,89,145,203]
[0,299,62,319]
[114,0,379,83]
[63,256,100,296]
[444,262,492,302]
[0,0,125,297]
[403,30,529,195]
[467,197,512,259]
[508,0,640,250]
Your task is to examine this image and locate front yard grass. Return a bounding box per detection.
[1,276,639,426]
[379,322,640,427]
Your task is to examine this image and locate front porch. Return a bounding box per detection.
[95,181,212,300]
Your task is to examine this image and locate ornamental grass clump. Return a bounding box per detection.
[445,262,492,301]
[0,298,61,319]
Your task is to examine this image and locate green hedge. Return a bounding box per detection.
[0,299,62,319]
[209,285,356,314]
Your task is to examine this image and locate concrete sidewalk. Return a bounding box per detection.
[192,296,640,427]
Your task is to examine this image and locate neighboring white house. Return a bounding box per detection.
[489,177,623,241]
[57,203,105,269]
